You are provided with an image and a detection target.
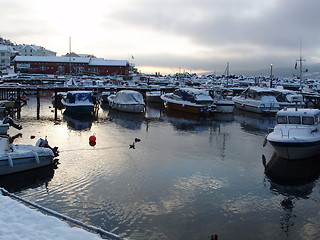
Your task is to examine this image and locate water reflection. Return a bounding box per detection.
[108,109,144,130]
[0,165,56,193]
[161,109,218,132]
[63,111,95,131]
[214,113,234,122]
[234,109,276,134]
[263,153,320,237]
[145,102,162,119]
[263,153,320,187]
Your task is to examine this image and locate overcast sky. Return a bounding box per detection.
[1,0,320,75]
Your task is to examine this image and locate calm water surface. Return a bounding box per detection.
[1,95,320,240]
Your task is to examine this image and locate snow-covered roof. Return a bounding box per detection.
[0,45,15,52]
[14,56,91,63]
[248,86,275,92]
[89,58,127,66]
[277,108,320,117]
[13,56,128,66]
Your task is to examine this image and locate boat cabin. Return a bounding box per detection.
[241,87,277,100]
[276,108,320,125]
[173,88,214,104]
[66,91,94,104]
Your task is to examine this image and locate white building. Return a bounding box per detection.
[0,45,16,68]
[14,44,56,57]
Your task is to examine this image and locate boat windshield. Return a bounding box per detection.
[277,116,287,124]
[288,116,301,124]
[302,116,315,125]
[277,115,316,125]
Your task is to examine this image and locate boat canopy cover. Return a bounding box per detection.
[176,88,213,103]
[114,90,145,104]
[66,91,93,104]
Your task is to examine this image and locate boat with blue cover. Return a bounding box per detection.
[61,91,95,113]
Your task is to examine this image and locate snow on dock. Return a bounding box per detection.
[0,188,127,240]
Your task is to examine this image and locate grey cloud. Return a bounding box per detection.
[113,0,319,47]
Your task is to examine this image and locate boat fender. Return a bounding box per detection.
[263,135,268,147]
[7,155,13,167]
[34,152,40,164]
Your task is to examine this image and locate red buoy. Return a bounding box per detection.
[89,135,96,142]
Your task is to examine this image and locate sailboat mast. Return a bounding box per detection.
[225,62,229,87]
[299,40,302,85]
[297,38,305,90]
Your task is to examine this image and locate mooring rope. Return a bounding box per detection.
[0,188,127,240]
[59,145,126,153]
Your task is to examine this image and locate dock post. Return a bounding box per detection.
[16,88,21,119]
[37,88,40,120]
[54,90,58,121]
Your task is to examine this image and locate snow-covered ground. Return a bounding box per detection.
[0,191,104,240]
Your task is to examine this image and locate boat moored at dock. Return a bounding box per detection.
[0,118,58,176]
[232,86,280,114]
[108,90,145,113]
[61,91,95,113]
[160,88,216,114]
[266,107,320,159]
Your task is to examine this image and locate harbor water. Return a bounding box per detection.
[1,95,320,240]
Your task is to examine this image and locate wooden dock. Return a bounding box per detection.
[0,84,175,120]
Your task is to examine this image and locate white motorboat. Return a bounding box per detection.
[160,88,216,114]
[272,88,304,109]
[210,88,234,113]
[0,118,58,175]
[232,86,280,114]
[107,90,145,113]
[266,106,320,160]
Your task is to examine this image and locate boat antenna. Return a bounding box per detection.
[296,37,305,91]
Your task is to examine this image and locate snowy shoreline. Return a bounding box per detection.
[0,189,126,240]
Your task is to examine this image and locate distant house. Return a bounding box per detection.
[0,45,17,68]
[13,56,132,76]
[14,44,56,57]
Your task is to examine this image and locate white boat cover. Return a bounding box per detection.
[113,90,145,104]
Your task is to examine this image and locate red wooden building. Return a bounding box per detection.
[13,56,133,76]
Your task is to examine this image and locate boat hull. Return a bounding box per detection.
[61,99,94,113]
[109,101,145,113]
[65,105,94,113]
[146,91,162,103]
[0,155,54,175]
[233,101,279,114]
[163,101,215,114]
[268,140,320,160]
[215,101,234,113]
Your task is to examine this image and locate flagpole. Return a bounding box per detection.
[69,37,71,75]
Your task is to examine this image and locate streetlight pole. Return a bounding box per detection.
[270,63,273,88]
